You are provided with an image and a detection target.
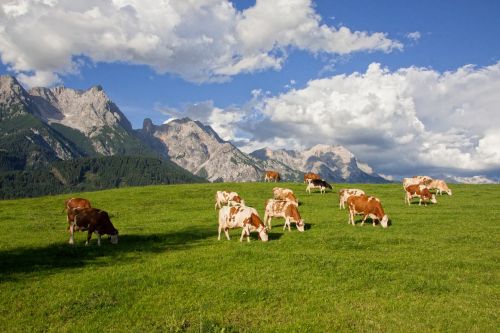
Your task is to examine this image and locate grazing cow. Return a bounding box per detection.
[404,184,437,206]
[428,179,452,196]
[68,208,118,246]
[347,194,389,228]
[218,205,268,242]
[264,171,280,182]
[304,172,321,184]
[64,198,91,227]
[214,191,244,209]
[272,187,298,205]
[338,189,365,209]
[264,199,305,232]
[306,179,332,194]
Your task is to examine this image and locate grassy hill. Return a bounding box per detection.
[0,183,498,332]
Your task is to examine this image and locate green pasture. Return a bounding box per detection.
[0,182,498,332]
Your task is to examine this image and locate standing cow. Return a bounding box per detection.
[218,205,268,242]
[68,208,119,246]
[347,194,389,228]
[264,171,281,182]
[306,179,332,194]
[264,199,305,232]
[64,198,91,229]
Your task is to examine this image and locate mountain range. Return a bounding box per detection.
[0,74,391,190]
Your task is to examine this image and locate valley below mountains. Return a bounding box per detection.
[0,75,388,198]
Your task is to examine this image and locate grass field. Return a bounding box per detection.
[0,182,499,332]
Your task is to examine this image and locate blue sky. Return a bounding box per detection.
[1,0,499,180]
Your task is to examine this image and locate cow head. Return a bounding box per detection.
[258,226,269,242]
[430,194,437,204]
[110,230,119,244]
[296,220,305,232]
[380,215,389,228]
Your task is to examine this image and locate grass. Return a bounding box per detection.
[0,182,498,332]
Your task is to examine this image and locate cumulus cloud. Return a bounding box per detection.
[189,62,500,177]
[0,0,402,87]
[406,31,421,42]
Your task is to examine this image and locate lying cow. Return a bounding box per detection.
[264,171,280,182]
[404,184,437,206]
[218,205,268,242]
[68,208,119,246]
[264,199,305,232]
[338,189,365,209]
[64,197,91,225]
[304,172,321,184]
[272,187,298,205]
[347,194,389,228]
[214,191,244,209]
[306,179,332,194]
[427,179,452,196]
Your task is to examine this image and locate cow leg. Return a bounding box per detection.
[240,228,249,242]
[224,228,231,240]
[360,215,368,226]
[85,226,95,246]
[69,224,75,245]
[97,233,102,246]
[418,198,422,206]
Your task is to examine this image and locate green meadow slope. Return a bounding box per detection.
[0,183,498,332]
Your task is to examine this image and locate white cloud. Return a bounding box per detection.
[194,62,500,177]
[406,31,421,42]
[0,0,402,86]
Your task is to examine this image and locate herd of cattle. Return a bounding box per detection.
[63,171,452,245]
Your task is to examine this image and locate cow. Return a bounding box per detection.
[306,179,332,194]
[427,179,452,196]
[64,197,91,228]
[272,187,298,205]
[214,191,244,209]
[263,199,305,232]
[68,208,119,246]
[304,172,321,184]
[218,205,268,242]
[347,194,389,228]
[264,171,280,182]
[338,188,365,209]
[404,184,437,206]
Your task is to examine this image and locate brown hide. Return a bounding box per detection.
[65,198,91,225]
[304,172,321,182]
[347,195,385,220]
[73,208,118,236]
[265,171,280,181]
[405,184,432,200]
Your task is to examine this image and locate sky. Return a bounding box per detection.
[1,0,500,180]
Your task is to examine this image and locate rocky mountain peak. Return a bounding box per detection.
[0,75,31,108]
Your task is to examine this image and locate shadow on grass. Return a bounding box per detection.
[0,226,214,281]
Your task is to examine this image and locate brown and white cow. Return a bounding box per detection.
[214,191,244,209]
[64,197,91,227]
[304,172,321,184]
[402,177,424,189]
[412,175,433,185]
[338,189,365,209]
[272,187,298,205]
[306,179,332,194]
[264,171,280,182]
[218,205,268,242]
[427,179,452,196]
[404,184,437,206]
[264,199,305,232]
[68,208,119,246]
[347,194,389,228]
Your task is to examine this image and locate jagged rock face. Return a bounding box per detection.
[251,144,389,183]
[140,118,263,182]
[29,85,134,155]
[0,75,31,108]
